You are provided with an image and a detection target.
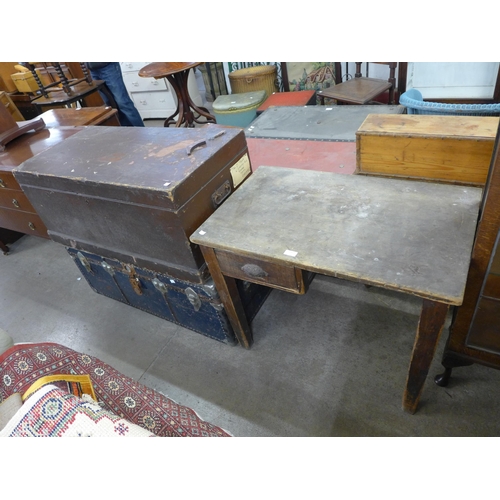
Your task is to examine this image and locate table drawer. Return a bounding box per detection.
[0,187,36,212]
[0,206,49,238]
[215,249,308,294]
[0,171,21,190]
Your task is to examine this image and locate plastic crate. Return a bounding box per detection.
[400,88,500,116]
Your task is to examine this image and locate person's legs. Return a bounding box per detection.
[90,63,144,127]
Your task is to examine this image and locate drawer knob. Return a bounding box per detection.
[241,264,268,278]
[28,222,36,231]
[12,199,20,208]
[0,179,5,188]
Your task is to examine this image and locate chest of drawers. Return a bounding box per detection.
[0,127,82,249]
[436,122,500,387]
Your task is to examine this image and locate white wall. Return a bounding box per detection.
[406,62,499,99]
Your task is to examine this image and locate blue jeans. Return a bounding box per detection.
[89,63,144,127]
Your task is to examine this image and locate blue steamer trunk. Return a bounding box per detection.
[68,248,271,344]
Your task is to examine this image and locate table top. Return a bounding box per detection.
[38,107,117,128]
[191,166,482,305]
[0,127,82,171]
[319,78,392,104]
[139,62,202,79]
[245,105,404,141]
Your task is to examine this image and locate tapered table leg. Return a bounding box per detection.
[403,299,449,413]
[199,246,253,348]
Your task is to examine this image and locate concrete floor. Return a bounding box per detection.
[2,233,500,437]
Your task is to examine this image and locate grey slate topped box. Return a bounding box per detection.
[245,105,404,141]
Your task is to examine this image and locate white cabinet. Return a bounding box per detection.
[120,62,203,120]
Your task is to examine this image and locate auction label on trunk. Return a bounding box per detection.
[230,153,251,188]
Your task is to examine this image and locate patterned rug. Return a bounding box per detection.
[0,343,231,437]
[0,384,156,437]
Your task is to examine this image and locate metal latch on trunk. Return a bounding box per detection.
[185,287,202,312]
[201,280,223,311]
[77,251,92,274]
[152,278,168,294]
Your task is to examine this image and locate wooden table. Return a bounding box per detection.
[38,106,120,127]
[318,77,392,105]
[190,166,482,413]
[138,62,215,127]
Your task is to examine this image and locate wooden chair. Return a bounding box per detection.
[319,62,397,105]
[21,63,117,113]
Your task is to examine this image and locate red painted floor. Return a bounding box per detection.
[246,138,357,175]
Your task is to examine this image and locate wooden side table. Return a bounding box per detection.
[139,62,215,127]
[190,166,482,413]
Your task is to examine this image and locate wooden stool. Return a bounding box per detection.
[139,62,215,127]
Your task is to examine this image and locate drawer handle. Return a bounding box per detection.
[0,179,5,188]
[241,264,268,278]
[12,199,20,208]
[28,222,36,231]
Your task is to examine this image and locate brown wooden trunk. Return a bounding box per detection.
[14,125,252,282]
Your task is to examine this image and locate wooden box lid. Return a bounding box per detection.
[357,114,499,141]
